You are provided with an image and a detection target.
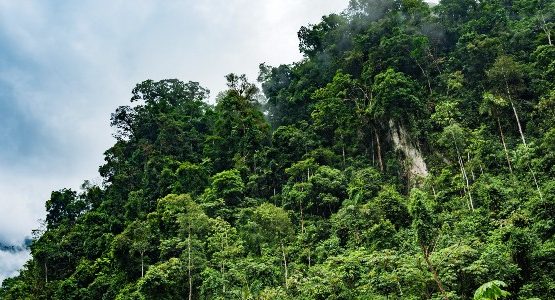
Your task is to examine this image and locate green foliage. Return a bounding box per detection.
[410,188,437,250]
[4,1,555,299]
[473,280,510,300]
[45,189,85,228]
[137,258,187,299]
[371,68,423,124]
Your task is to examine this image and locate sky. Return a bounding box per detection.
[0,0,349,282]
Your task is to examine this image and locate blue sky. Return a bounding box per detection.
[0,0,348,281]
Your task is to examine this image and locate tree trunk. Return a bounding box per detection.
[339,133,346,167]
[342,144,346,167]
[503,74,527,146]
[253,152,257,173]
[299,202,305,234]
[421,245,449,300]
[371,130,376,167]
[281,242,288,288]
[505,81,543,200]
[141,253,144,278]
[375,130,384,172]
[451,131,473,210]
[222,233,227,294]
[300,185,305,234]
[528,164,544,201]
[188,223,192,300]
[416,59,433,95]
[221,262,225,294]
[509,103,543,199]
[468,153,475,181]
[397,281,404,297]
[458,155,474,211]
[540,12,553,46]
[497,116,513,174]
[509,99,527,146]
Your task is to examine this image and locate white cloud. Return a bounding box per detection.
[0,0,349,281]
[0,250,31,285]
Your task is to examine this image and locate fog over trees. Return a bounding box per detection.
[2,0,555,299]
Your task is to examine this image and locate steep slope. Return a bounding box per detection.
[2,0,555,299]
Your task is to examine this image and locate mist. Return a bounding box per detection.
[0,250,30,285]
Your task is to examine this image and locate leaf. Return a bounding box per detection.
[473,280,510,300]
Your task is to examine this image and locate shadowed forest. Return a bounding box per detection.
[1,0,555,299]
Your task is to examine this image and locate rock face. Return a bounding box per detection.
[389,120,428,184]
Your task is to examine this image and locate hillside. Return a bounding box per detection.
[1,0,555,299]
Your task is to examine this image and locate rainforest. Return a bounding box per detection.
[1,0,555,299]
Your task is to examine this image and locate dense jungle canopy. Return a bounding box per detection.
[2,0,555,299]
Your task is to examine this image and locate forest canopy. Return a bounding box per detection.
[2,0,555,299]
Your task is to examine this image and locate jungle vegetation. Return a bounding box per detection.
[2,0,555,299]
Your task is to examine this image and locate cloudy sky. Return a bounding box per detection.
[0,0,348,281]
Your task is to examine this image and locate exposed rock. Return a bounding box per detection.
[389,120,428,184]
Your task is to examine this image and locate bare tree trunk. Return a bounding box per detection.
[300,204,305,234]
[188,223,192,300]
[540,12,553,46]
[221,262,225,294]
[458,155,474,210]
[451,131,473,210]
[299,185,305,233]
[371,131,376,167]
[528,164,544,200]
[497,116,513,174]
[375,130,384,172]
[421,245,449,300]
[415,59,433,95]
[468,153,475,181]
[503,74,527,146]
[509,99,527,146]
[397,281,404,297]
[281,242,288,288]
[342,144,346,167]
[253,152,257,173]
[45,262,48,283]
[505,79,543,200]
[141,253,144,278]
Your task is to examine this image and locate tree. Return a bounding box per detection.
[6,1,555,299]
[371,68,424,127]
[283,162,347,218]
[298,14,345,58]
[247,203,295,288]
[128,221,151,278]
[410,188,449,299]
[311,72,371,164]
[437,123,474,210]
[203,217,244,297]
[137,258,187,299]
[347,167,383,205]
[480,92,513,173]
[173,162,209,196]
[45,189,84,228]
[486,56,543,200]
[178,198,210,300]
[208,74,270,172]
[486,56,528,146]
[201,169,245,220]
